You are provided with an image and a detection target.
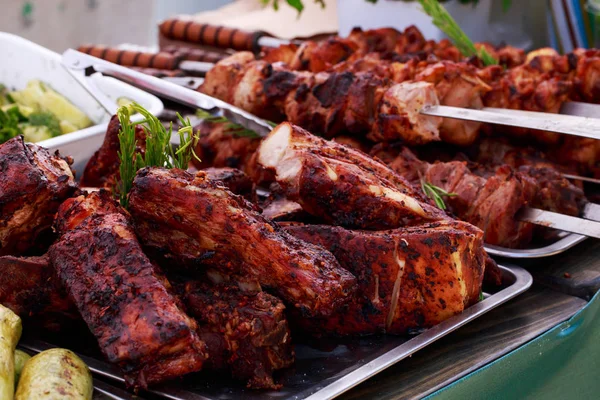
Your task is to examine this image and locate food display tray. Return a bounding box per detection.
[484,234,587,259]
[0,32,163,148]
[20,265,532,400]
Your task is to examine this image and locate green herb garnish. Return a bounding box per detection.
[417,0,498,66]
[196,109,262,139]
[420,178,457,210]
[479,290,484,301]
[117,103,200,208]
[0,107,24,142]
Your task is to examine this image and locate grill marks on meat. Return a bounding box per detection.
[200,52,445,145]
[192,120,261,177]
[81,115,146,188]
[375,146,586,248]
[256,123,447,229]
[203,167,256,202]
[128,167,356,317]
[0,255,79,331]
[180,280,294,389]
[49,191,207,389]
[0,136,77,255]
[284,221,485,335]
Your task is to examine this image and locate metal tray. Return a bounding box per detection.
[484,233,587,259]
[20,265,532,400]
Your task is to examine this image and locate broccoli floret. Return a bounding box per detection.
[21,125,52,143]
[28,111,62,137]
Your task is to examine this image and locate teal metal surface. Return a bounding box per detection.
[426,290,600,400]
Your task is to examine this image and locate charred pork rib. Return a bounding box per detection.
[128,167,356,318]
[81,115,146,188]
[284,221,485,335]
[255,122,447,229]
[0,255,79,331]
[48,191,207,388]
[203,167,256,202]
[0,136,77,255]
[179,280,294,390]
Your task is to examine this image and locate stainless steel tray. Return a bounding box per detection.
[20,265,532,400]
[484,233,587,258]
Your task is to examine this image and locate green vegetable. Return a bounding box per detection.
[0,304,22,400]
[196,109,262,138]
[417,0,498,65]
[15,348,93,400]
[28,111,62,137]
[420,178,457,210]
[117,103,200,208]
[0,85,11,107]
[21,125,53,143]
[13,350,30,388]
[0,107,24,143]
[10,80,92,130]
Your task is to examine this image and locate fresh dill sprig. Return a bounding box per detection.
[116,103,200,208]
[195,109,262,139]
[420,178,457,210]
[117,106,137,208]
[417,0,498,66]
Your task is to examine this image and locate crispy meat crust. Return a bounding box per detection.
[284,221,485,335]
[128,167,356,318]
[49,191,207,389]
[0,136,77,255]
[180,280,294,389]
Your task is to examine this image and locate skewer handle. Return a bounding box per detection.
[161,45,227,63]
[159,19,265,52]
[77,45,181,70]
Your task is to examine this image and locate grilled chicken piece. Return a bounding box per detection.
[179,280,294,389]
[0,255,79,331]
[81,115,146,188]
[0,136,77,256]
[203,167,256,202]
[128,167,356,317]
[416,62,490,146]
[49,191,207,388]
[256,123,447,229]
[284,221,485,335]
[191,120,261,177]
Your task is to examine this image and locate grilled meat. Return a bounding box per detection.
[260,25,525,72]
[256,123,447,229]
[0,255,79,331]
[284,221,485,335]
[374,146,586,248]
[49,191,207,388]
[128,167,356,317]
[0,136,77,256]
[203,167,256,202]
[179,280,294,389]
[191,120,261,177]
[81,115,146,188]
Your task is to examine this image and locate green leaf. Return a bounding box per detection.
[286,0,304,13]
[502,0,512,12]
[417,0,498,66]
[479,290,484,301]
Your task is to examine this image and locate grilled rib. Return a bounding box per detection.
[0,255,79,331]
[128,167,356,317]
[0,136,77,255]
[81,115,146,189]
[284,221,485,335]
[178,280,294,390]
[49,191,207,388]
[255,122,447,229]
